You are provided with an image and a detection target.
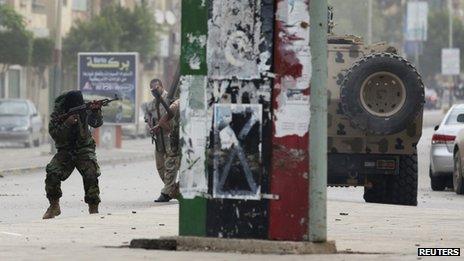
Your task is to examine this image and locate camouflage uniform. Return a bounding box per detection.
[163,98,181,198]
[145,90,179,197]
[45,91,103,205]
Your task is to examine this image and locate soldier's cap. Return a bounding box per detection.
[64,90,84,112]
[150,78,162,87]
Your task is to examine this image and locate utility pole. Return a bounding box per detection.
[50,0,62,153]
[449,0,454,108]
[449,0,453,49]
[367,0,373,45]
[414,0,420,71]
[309,0,328,242]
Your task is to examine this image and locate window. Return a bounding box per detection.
[0,73,5,98]
[8,69,20,99]
[32,0,46,13]
[72,0,87,11]
[0,101,29,116]
[446,107,464,125]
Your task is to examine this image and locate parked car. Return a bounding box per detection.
[430,104,464,191]
[0,99,42,147]
[425,88,439,110]
[452,113,464,194]
[121,105,149,139]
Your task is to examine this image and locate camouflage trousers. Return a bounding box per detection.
[45,149,101,204]
[155,149,180,198]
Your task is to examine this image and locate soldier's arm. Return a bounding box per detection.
[153,99,180,133]
[48,112,72,141]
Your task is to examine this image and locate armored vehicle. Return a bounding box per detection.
[327,35,424,206]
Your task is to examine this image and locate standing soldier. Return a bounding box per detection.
[43,90,103,219]
[146,79,179,202]
[154,98,181,202]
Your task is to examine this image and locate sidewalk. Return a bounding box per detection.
[0,138,154,176]
[1,199,462,260]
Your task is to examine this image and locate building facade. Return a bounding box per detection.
[0,0,180,128]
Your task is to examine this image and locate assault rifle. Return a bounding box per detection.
[151,64,180,123]
[53,95,119,122]
[149,64,180,153]
[151,89,174,118]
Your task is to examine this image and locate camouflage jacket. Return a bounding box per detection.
[49,93,103,151]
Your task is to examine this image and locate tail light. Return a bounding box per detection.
[431,134,456,144]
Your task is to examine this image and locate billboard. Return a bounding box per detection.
[406,1,428,41]
[78,52,138,124]
[442,48,461,76]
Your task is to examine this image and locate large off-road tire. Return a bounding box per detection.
[341,53,424,135]
[364,154,418,206]
[453,151,464,195]
[430,167,446,191]
[363,177,387,203]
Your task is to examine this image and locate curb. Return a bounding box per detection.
[0,154,152,177]
[130,236,337,255]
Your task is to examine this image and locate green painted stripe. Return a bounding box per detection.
[179,0,208,236]
[179,197,207,236]
[180,0,208,75]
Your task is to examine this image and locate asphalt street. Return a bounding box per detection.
[0,109,460,224]
[0,160,166,224]
[1,109,464,260]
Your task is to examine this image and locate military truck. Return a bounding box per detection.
[326,30,424,206]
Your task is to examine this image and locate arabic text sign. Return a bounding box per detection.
[442,48,460,76]
[406,1,428,41]
[78,53,138,124]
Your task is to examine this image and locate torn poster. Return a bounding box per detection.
[274,88,310,138]
[207,0,262,80]
[179,75,208,198]
[207,79,272,106]
[213,104,262,200]
[274,0,311,138]
[275,0,311,90]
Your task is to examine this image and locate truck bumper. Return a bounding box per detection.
[328,153,400,186]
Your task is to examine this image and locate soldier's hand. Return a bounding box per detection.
[151,123,171,134]
[159,119,171,132]
[64,114,79,126]
[89,100,102,110]
[150,125,160,134]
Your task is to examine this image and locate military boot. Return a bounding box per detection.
[154,193,172,202]
[42,199,61,219]
[88,203,99,214]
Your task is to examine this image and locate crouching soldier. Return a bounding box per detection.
[43,90,103,219]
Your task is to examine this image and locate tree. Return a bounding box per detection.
[0,4,32,97]
[330,0,404,47]
[31,37,54,89]
[330,0,387,44]
[0,4,32,73]
[63,4,157,71]
[419,11,464,79]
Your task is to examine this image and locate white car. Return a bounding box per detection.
[430,104,464,191]
[452,113,464,194]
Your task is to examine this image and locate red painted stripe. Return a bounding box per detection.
[269,0,310,241]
